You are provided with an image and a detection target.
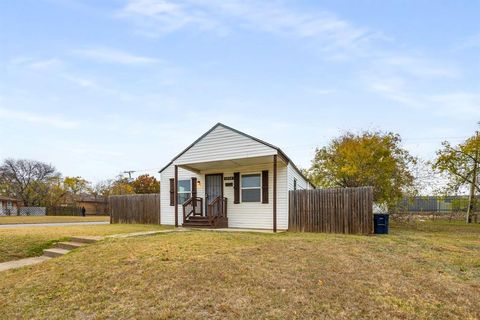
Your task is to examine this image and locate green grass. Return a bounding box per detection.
[0,221,479,319]
[0,215,110,224]
[0,224,171,262]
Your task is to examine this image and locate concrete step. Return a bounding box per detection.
[43,248,70,258]
[56,241,86,250]
[69,236,103,244]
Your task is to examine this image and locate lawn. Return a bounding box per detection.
[0,221,479,319]
[0,224,170,263]
[0,215,110,225]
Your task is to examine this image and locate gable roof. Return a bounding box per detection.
[159,123,314,188]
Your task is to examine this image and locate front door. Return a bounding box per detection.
[205,174,223,212]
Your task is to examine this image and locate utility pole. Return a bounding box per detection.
[466,124,479,223]
[123,170,135,182]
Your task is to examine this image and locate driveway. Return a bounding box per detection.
[0,221,110,228]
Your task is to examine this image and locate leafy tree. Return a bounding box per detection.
[63,176,90,195]
[131,174,159,194]
[110,177,135,195]
[433,133,480,222]
[305,131,417,209]
[0,158,60,206]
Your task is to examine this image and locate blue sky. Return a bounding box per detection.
[1,0,479,182]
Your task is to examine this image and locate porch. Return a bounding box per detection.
[172,155,285,230]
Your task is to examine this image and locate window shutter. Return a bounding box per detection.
[262,170,269,204]
[169,178,175,206]
[191,177,197,207]
[233,172,240,204]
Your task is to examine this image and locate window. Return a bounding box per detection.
[6,201,12,209]
[241,174,261,202]
[177,180,191,204]
[293,178,297,191]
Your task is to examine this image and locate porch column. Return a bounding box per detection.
[273,155,277,233]
[174,165,178,227]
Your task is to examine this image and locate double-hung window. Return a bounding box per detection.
[177,180,191,204]
[241,174,261,202]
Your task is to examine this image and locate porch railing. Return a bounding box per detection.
[207,196,227,225]
[182,197,203,223]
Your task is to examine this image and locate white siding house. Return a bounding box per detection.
[159,123,313,231]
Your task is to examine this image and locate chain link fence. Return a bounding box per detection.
[0,207,47,216]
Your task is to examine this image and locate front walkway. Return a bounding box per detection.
[0,256,52,272]
[0,227,279,272]
[0,221,110,228]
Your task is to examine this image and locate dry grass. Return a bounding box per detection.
[0,224,170,262]
[0,221,479,319]
[0,215,110,225]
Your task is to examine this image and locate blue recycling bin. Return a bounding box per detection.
[374,214,389,234]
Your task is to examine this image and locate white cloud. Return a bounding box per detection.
[74,47,160,64]
[366,75,480,119]
[118,0,379,55]
[9,57,65,70]
[0,107,79,129]
[61,74,97,88]
[117,0,223,36]
[379,55,460,79]
[457,33,480,50]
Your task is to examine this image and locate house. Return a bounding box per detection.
[0,196,19,216]
[55,193,108,215]
[75,195,108,215]
[159,123,314,231]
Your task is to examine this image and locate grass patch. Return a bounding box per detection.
[0,221,479,319]
[0,215,110,224]
[0,224,171,262]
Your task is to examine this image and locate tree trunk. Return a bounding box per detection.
[467,133,479,224]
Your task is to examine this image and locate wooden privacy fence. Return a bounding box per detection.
[46,206,80,216]
[109,194,160,224]
[289,187,373,235]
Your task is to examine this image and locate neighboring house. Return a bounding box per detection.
[0,196,19,216]
[75,195,108,215]
[58,194,108,215]
[159,123,314,231]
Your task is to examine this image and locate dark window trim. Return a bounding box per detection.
[241,172,262,203]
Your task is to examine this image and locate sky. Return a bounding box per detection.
[1,0,479,183]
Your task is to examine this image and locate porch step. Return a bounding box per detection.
[56,241,86,250]
[182,219,213,227]
[69,236,103,244]
[43,248,70,258]
[187,217,209,222]
[182,224,213,228]
[183,221,212,226]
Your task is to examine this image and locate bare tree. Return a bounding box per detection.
[0,158,60,206]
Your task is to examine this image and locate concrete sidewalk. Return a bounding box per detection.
[0,221,110,228]
[0,256,52,272]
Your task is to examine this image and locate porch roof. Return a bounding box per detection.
[178,155,286,173]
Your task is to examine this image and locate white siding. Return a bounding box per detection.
[175,125,276,165]
[160,162,289,230]
[287,163,310,191]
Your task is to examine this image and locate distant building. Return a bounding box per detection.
[0,196,19,216]
[72,194,108,215]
